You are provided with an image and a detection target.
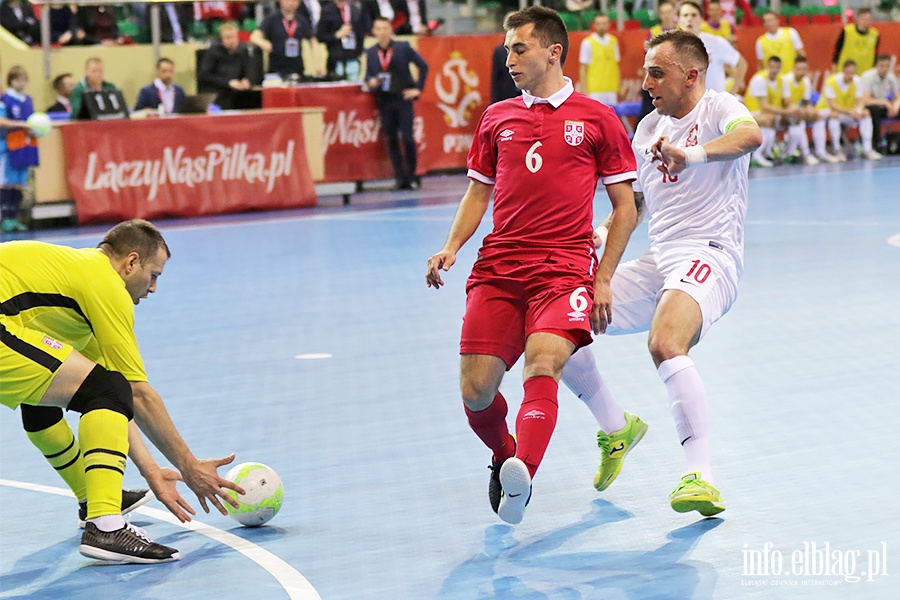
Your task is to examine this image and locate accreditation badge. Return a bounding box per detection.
[341,33,357,50]
[378,72,392,92]
[285,38,300,58]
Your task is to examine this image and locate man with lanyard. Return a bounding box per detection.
[364,16,428,190]
[251,0,314,81]
[317,0,366,79]
[134,58,187,114]
[833,7,879,74]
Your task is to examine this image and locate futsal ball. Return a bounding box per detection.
[26,112,52,138]
[223,462,284,527]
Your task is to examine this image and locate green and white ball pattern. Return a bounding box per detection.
[224,462,284,526]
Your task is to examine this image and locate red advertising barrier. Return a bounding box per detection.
[61,110,317,224]
[263,83,423,182]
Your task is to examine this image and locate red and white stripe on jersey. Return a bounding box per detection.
[467,79,636,258]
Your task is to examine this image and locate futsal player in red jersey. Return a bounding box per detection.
[425,6,637,524]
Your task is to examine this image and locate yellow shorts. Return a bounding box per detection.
[0,315,74,409]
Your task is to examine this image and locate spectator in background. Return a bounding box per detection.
[46,73,74,113]
[198,22,253,110]
[756,10,805,74]
[578,14,631,134]
[250,0,314,81]
[649,0,677,38]
[317,0,366,79]
[491,45,520,103]
[833,8,879,74]
[150,3,194,44]
[743,55,789,167]
[48,3,85,45]
[816,59,882,161]
[303,0,322,31]
[1,0,39,45]
[364,16,428,190]
[678,1,745,95]
[77,5,120,43]
[135,58,187,114]
[1,65,38,232]
[782,56,835,164]
[700,1,735,45]
[392,0,428,36]
[69,57,119,119]
[860,55,900,154]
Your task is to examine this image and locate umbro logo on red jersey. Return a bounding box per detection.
[499,129,515,142]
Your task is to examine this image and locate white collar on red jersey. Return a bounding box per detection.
[522,77,574,108]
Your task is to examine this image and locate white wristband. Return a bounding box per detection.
[683,146,708,168]
[593,225,609,249]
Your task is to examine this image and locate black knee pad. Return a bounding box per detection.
[21,404,65,433]
[66,364,134,421]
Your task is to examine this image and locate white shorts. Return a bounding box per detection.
[606,241,740,340]
[818,109,861,127]
[589,92,619,107]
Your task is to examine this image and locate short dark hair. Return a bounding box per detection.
[767,55,782,64]
[875,54,891,63]
[156,57,174,69]
[504,6,569,66]
[372,16,392,26]
[52,73,72,92]
[678,1,704,15]
[842,59,857,69]
[6,65,27,86]
[646,30,709,72]
[99,219,171,263]
[763,10,779,19]
[857,7,872,16]
[794,56,808,64]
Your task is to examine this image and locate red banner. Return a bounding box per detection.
[61,110,317,224]
[264,84,426,182]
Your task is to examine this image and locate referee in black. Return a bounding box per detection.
[364,16,429,190]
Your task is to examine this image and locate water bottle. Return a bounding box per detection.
[345,60,360,81]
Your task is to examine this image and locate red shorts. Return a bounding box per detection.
[460,255,595,368]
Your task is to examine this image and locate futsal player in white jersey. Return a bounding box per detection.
[678,1,746,96]
[560,29,762,517]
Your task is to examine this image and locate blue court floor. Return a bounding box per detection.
[1,158,899,599]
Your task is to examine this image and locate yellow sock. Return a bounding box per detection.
[26,417,88,502]
[79,409,129,520]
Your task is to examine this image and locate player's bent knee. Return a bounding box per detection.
[65,364,134,420]
[20,404,65,432]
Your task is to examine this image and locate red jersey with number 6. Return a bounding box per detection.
[467,80,636,261]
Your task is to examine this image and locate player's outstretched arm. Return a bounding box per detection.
[131,381,245,515]
[592,181,637,334]
[127,421,197,522]
[426,179,493,289]
[654,120,762,175]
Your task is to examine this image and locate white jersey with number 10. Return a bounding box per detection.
[633,90,754,273]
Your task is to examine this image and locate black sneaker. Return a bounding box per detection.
[79,522,180,564]
[78,489,153,528]
[488,459,503,514]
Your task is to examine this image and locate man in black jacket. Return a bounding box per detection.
[317,0,367,78]
[198,22,253,110]
[0,0,39,45]
[364,16,428,190]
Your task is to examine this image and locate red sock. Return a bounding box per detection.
[515,376,559,477]
[465,392,515,462]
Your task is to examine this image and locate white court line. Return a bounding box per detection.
[0,479,321,600]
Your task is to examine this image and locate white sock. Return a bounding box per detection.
[658,356,714,484]
[787,123,810,157]
[562,347,627,433]
[812,120,828,156]
[860,116,874,152]
[827,119,843,153]
[754,127,776,159]
[90,514,126,532]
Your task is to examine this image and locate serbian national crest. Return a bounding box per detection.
[564,121,584,146]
